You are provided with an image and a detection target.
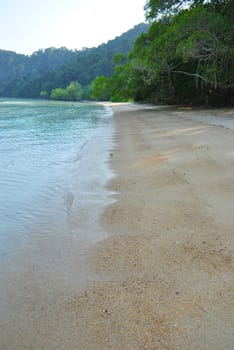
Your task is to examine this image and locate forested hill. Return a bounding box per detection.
[0,23,149,98]
[92,0,233,106]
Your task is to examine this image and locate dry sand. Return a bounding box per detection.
[71,104,234,349]
[1,104,234,349]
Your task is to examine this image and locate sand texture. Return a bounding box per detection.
[1,104,234,349]
[73,105,234,349]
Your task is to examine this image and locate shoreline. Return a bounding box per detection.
[74,104,234,349]
[0,104,116,349]
[0,104,233,349]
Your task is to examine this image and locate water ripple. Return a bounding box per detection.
[0,99,111,261]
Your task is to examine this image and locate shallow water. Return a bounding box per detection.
[0,99,113,263]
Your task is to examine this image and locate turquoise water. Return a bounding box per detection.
[0,99,113,261]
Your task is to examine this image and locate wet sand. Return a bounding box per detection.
[0,114,115,349]
[1,104,234,349]
[71,104,234,349]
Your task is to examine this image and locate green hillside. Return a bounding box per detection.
[0,23,149,98]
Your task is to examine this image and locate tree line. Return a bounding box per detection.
[1,2,233,106]
[0,24,149,100]
[91,0,234,106]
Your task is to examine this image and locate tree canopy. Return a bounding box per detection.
[0,4,233,106]
[50,81,82,101]
[98,0,233,105]
[144,0,231,19]
[0,23,149,99]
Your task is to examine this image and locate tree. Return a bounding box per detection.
[125,0,234,105]
[50,81,82,101]
[113,53,128,66]
[50,87,68,100]
[0,23,149,98]
[90,76,113,101]
[39,90,49,99]
[144,0,231,19]
[145,0,193,19]
[82,85,92,100]
[65,81,82,101]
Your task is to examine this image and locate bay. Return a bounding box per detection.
[0,98,113,263]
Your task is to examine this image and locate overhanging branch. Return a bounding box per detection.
[172,70,208,82]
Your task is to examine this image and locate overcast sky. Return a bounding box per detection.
[0,0,146,55]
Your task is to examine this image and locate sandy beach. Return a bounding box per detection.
[72,104,234,349]
[1,104,234,349]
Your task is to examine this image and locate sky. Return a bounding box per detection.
[0,0,147,55]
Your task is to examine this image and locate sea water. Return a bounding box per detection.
[0,98,113,264]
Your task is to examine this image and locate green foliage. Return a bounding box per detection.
[50,88,68,101]
[90,76,113,101]
[144,0,192,19]
[91,60,135,102]
[65,81,82,101]
[124,0,234,105]
[39,90,49,99]
[1,7,233,106]
[144,0,228,19]
[81,85,92,100]
[0,23,149,99]
[110,64,134,102]
[50,81,82,101]
[113,53,128,66]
